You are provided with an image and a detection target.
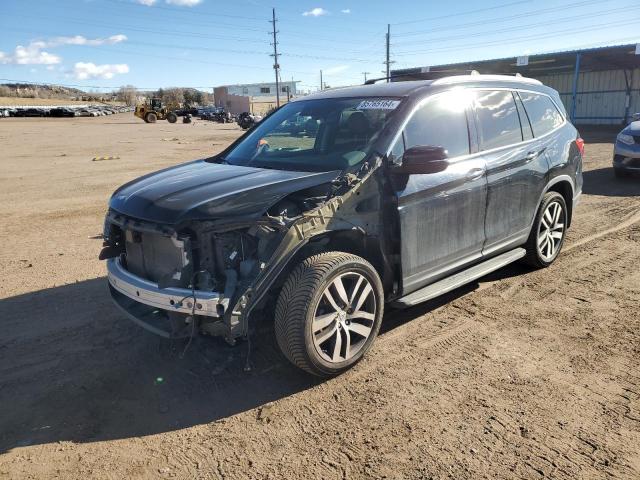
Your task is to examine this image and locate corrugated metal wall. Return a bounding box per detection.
[536,68,640,125]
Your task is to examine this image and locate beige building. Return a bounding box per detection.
[214,86,291,115]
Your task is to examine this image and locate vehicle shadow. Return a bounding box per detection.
[0,278,320,453]
[582,167,640,197]
[0,262,527,453]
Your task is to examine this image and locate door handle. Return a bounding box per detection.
[466,168,485,180]
[524,147,547,162]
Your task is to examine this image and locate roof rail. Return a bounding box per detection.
[432,73,542,86]
[364,69,479,85]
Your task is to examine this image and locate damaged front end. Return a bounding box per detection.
[100,162,383,344]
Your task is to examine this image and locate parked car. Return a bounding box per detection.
[15,108,45,117]
[49,107,75,118]
[101,74,583,376]
[237,112,262,129]
[613,118,640,177]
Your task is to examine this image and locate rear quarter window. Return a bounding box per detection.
[518,91,564,137]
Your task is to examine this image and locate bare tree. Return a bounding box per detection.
[117,85,138,106]
[162,87,184,106]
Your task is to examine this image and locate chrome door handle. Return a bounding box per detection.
[466,168,485,180]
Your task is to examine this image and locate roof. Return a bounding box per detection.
[292,74,547,102]
[292,80,435,101]
[392,43,640,78]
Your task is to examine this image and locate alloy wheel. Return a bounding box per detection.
[537,200,565,261]
[312,272,377,363]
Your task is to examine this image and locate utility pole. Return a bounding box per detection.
[362,71,370,83]
[385,24,391,82]
[320,70,323,91]
[269,8,280,107]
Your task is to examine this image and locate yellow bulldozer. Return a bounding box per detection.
[134,98,178,123]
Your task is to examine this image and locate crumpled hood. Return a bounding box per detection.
[109,160,340,224]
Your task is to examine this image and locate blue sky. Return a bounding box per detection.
[1,0,639,93]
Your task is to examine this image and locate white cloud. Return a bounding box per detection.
[46,34,128,47]
[136,0,157,4]
[166,0,202,5]
[46,65,55,71]
[73,62,130,80]
[0,35,126,65]
[0,44,61,65]
[303,7,328,16]
[323,65,349,75]
[341,9,351,13]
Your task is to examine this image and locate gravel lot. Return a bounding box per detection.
[0,115,639,479]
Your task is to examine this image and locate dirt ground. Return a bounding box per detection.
[0,114,639,479]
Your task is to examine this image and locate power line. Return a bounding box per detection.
[393,5,636,48]
[102,0,266,22]
[392,0,530,25]
[392,17,640,56]
[394,0,604,37]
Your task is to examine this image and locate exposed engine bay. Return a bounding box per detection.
[100,168,385,344]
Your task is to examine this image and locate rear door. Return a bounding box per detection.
[392,90,488,294]
[472,89,549,255]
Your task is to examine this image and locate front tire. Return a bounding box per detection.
[167,112,177,123]
[274,252,384,377]
[523,191,567,268]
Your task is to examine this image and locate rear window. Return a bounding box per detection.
[518,92,564,136]
[474,90,523,150]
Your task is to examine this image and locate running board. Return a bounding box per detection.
[393,248,526,308]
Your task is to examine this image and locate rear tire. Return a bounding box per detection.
[145,112,157,123]
[167,112,177,123]
[274,252,384,377]
[523,191,567,268]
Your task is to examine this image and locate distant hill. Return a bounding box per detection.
[0,83,113,101]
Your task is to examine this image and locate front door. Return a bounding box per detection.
[393,90,488,295]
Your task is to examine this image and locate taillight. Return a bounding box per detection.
[575,137,585,156]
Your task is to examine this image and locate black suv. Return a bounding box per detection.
[101,74,583,376]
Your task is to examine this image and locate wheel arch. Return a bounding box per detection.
[543,176,574,227]
[250,228,391,316]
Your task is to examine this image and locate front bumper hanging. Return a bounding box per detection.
[107,256,229,319]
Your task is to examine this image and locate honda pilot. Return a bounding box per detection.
[101,74,583,376]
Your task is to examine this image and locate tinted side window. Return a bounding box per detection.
[519,92,564,136]
[514,93,534,140]
[474,90,522,150]
[403,91,470,158]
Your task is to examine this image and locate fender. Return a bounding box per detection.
[527,174,575,231]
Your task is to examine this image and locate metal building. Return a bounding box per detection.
[221,81,299,98]
[391,43,640,125]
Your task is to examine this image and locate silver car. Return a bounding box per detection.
[614,117,640,177]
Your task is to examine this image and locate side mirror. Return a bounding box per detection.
[393,145,449,174]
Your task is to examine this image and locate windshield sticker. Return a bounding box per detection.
[356,99,400,110]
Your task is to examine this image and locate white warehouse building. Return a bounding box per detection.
[392,43,640,125]
[223,81,299,98]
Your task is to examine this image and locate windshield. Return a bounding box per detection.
[222,97,401,172]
